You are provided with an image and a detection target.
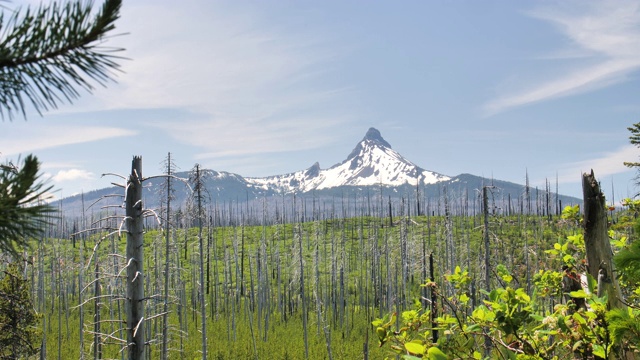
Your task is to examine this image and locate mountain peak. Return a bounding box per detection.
[245,127,450,193]
[347,127,392,161]
[362,127,391,148]
[304,162,321,178]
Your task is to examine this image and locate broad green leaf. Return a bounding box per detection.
[572,312,587,325]
[563,254,574,264]
[557,315,570,332]
[405,342,425,355]
[465,323,481,333]
[460,293,469,304]
[515,288,531,302]
[567,233,583,245]
[489,289,500,301]
[529,314,544,322]
[439,316,458,324]
[569,289,589,298]
[472,306,486,321]
[402,310,418,322]
[592,344,606,358]
[427,347,447,360]
[586,273,597,295]
[572,341,583,352]
[464,336,475,349]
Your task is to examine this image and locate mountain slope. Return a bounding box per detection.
[58,127,580,216]
[246,128,450,193]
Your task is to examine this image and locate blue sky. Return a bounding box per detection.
[2,0,640,201]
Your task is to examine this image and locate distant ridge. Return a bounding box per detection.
[58,127,581,217]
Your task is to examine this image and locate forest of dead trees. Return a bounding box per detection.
[6,156,637,360]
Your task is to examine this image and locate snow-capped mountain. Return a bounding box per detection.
[58,126,581,217]
[246,127,450,193]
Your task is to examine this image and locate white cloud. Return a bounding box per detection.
[556,144,637,184]
[485,0,640,115]
[52,169,95,182]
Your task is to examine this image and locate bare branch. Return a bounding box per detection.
[101,172,126,181]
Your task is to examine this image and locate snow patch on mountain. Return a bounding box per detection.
[246,127,450,193]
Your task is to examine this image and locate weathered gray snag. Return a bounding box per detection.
[297,225,310,359]
[161,152,173,360]
[94,246,101,360]
[78,202,85,360]
[582,170,640,360]
[582,170,625,310]
[482,186,491,295]
[192,164,208,360]
[482,186,492,356]
[126,156,145,360]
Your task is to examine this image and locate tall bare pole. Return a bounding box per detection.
[192,164,208,360]
[482,186,492,356]
[161,153,173,360]
[126,156,145,360]
[78,194,85,360]
[298,225,309,359]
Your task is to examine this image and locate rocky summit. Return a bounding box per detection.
[246,127,450,192]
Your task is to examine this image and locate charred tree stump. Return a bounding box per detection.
[582,169,639,360]
[582,170,625,311]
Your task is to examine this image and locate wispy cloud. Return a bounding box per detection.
[161,113,352,160]
[556,144,637,184]
[0,126,136,156]
[90,2,355,158]
[485,0,640,115]
[40,161,84,170]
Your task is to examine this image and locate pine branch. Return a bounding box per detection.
[0,155,55,257]
[0,0,123,119]
[628,123,640,147]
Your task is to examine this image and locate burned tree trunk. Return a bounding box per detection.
[126,156,145,360]
[582,170,640,360]
[582,170,624,310]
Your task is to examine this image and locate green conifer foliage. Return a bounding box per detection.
[0,262,40,359]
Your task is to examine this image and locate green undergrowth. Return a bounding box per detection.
[13,204,640,359]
